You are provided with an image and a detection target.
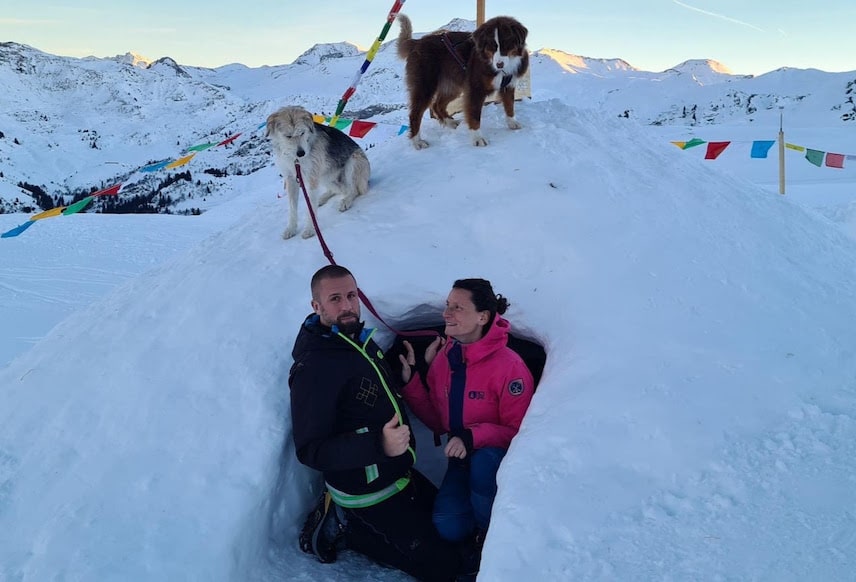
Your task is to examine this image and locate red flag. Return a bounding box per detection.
[218,133,242,146]
[349,120,376,138]
[93,183,121,197]
[826,153,845,168]
[704,141,730,160]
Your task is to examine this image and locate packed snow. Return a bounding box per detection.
[1,26,855,582]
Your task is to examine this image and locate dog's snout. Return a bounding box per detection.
[296,148,305,158]
[496,61,505,69]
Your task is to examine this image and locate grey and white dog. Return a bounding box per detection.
[266,106,371,239]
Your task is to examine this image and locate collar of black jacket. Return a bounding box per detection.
[303,313,366,341]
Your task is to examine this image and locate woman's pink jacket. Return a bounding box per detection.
[402,315,535,450]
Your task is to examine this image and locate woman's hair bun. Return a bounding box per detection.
[495,294,509,315]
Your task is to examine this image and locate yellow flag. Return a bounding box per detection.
[165,153,196,169]
[32,207,66,220]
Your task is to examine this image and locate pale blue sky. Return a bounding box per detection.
[2,1,855,75]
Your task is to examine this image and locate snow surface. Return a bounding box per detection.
[2,38,856,582]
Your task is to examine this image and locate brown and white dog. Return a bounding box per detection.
[396,14,529,148]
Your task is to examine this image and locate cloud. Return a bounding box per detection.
[672,0,766,33]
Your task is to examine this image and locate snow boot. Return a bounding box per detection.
[456,528,486,581]
[299,491,346,563]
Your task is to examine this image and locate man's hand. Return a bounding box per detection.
[444,436,467,459]
[382,414,410,456]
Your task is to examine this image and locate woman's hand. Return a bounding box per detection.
[398,340,416,383]
[424,336,446,366]
[444,436,468,459]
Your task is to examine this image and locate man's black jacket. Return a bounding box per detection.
[289,314,416,498]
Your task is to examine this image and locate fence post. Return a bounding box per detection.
[778,112,786,195]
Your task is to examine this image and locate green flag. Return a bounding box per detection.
[805,149,824,167]
[62,196,94,215]
[186,142,217,152]
[683,138,706,149]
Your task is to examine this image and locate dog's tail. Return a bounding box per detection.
[396,14,414,59]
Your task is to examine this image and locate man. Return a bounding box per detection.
[289,265,467,581]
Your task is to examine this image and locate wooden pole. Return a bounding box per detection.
[477,0,485,26]
[778,112,786,195]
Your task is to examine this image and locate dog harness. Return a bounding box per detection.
[441,33,468,71]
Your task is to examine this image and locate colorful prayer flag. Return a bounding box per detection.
[750,140,776,158]
[705,141,731,160]
[218,133,241,146]
[62,196,95,215]
[825,153,845,168]
[93,184,121,197]
[332,118,352,131]
[805,149,824,167]
[366,39,382,61]
[1,221,35,238]
[683,138,706,150]
[186,142,217,152]
[140,160,171,172]
[32,207,66,221]
[349,120,376,138]
[165,154,195,169]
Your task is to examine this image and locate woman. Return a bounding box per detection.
[399,278,535,548]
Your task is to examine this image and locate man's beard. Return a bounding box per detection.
[335,313,362,335]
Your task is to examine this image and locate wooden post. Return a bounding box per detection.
[778,112,786,195]
[477,0,485,26]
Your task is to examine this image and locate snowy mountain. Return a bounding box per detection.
[1,26,855,215]
[534,49,637,76]
[663,58,744,84]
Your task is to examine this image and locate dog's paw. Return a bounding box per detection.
[338,198,354,212]
[412,138,430,150]
[471,132,489,147]
[317,191,336,207]
[441,118,460,129]
[506,118,523,130]
[282,227,297,240]
[301,228,317,239]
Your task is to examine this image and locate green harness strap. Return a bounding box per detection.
[336,328,417,464]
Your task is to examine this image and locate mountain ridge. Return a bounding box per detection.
[1,33,854,214]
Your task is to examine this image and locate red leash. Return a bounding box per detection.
[294,162,437,338]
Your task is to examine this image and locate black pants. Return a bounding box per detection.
[344,469,463,582]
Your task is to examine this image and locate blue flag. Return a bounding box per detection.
[1,221,36,238]
[750,140,776,159]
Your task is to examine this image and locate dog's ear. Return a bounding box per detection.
[472,26,491,53]
[265,116,277,137]
[301,110,317,132]
[515,23,529,47]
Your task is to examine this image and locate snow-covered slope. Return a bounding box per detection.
[2,97,855,581]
